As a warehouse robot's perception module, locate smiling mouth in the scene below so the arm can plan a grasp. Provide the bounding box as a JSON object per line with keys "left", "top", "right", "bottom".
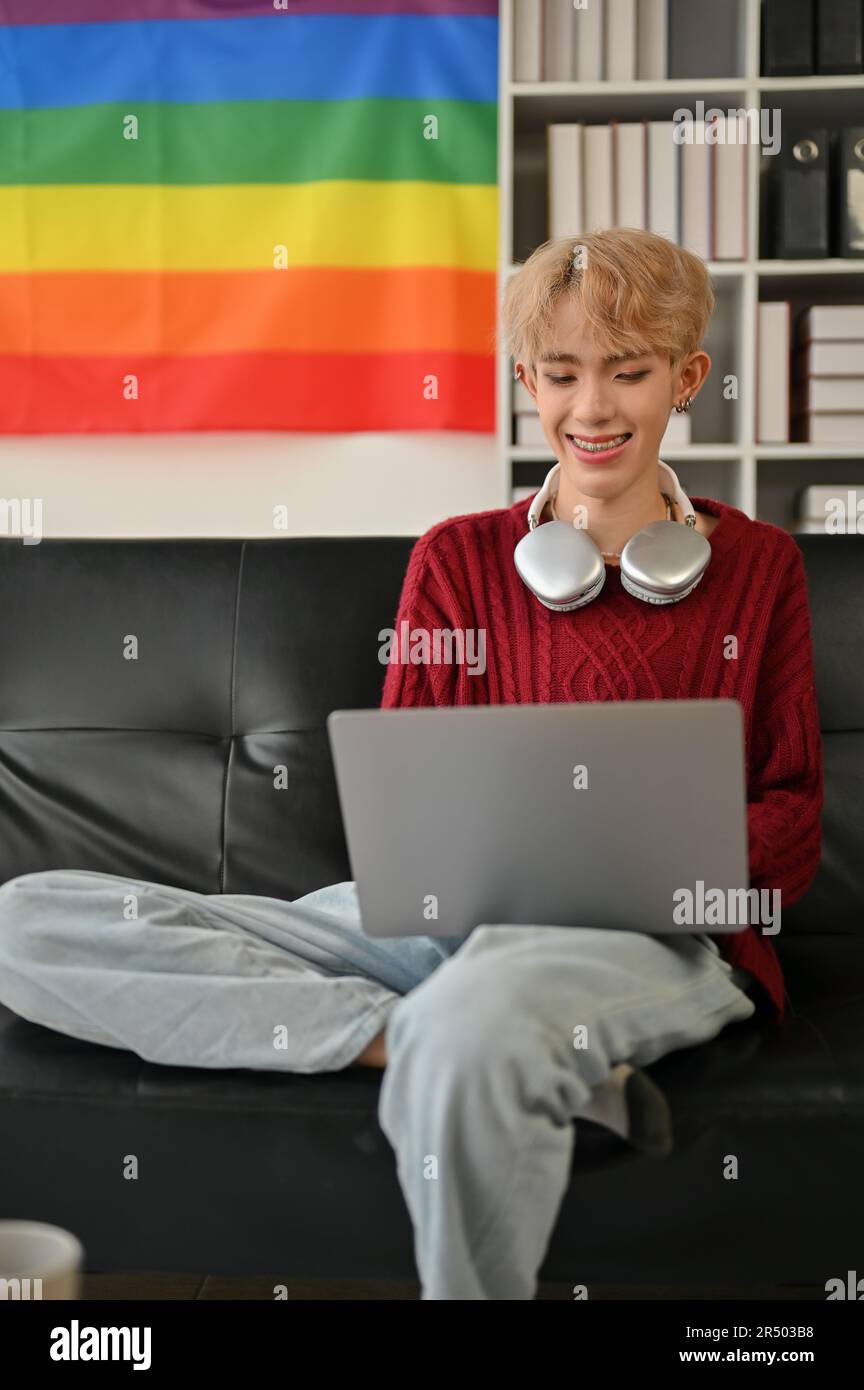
{"left": 566, "top": 432, "right": 632, "bottom": 453}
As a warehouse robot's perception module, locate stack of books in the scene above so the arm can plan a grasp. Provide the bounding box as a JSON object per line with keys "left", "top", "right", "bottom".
{"left": 792, "top": 484, "right": 864, "bottom": 532}
{"left": 515, "top": 0, "right": 669, "bottom": 82}
{"left": 791, "top": 306, "right": 864, "bottom": 445}
{"left": 548, "top": 118, "right": 747, "bottom": 259}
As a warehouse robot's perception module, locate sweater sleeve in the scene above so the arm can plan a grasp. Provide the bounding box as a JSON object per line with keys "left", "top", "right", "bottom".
{"left": 379, "top": 528, "right": 467, "bottom": 710}
{"left": 746, "top": 541, "right": 824, "bottom": 908}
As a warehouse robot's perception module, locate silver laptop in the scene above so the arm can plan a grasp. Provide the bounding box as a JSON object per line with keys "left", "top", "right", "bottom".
{"left": 327, "top": 700, "right": 750, "bottom": 938}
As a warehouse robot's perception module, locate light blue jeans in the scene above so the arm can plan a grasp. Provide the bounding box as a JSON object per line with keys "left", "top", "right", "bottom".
{"left": 0, "top": 869, "right": 758, "bottom": 1299}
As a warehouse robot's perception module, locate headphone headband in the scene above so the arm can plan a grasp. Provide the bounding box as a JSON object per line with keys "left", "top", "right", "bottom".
{"left": 526, "top": 459, "right": 697, "bottom": 532}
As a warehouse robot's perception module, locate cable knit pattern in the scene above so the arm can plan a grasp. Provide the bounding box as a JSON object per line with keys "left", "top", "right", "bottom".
{"left": 380, "top": 491, "right": 825, "bottom": 1022}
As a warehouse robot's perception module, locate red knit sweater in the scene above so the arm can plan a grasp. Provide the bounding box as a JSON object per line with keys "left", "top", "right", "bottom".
{"left": 379, "top": 491, "right": 824, "bottom": 1024}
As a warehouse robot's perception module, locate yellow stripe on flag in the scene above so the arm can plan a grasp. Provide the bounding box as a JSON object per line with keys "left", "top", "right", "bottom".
{"left": 0, "top": 181, "right": 498, "bottom": 273}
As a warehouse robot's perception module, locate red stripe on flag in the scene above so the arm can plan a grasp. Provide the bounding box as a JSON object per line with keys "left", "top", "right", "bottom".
{"left": 0, "top": 351, "right": 495, "bottom": 433}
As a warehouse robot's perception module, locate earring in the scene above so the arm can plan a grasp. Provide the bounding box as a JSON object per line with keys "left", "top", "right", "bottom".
{"left": 674, "top": 396, "right": 693, "bottom": 413}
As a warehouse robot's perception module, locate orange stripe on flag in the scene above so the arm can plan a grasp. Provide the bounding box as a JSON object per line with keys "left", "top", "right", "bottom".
{"left": 0, "top": 267, "right": 497, "bottom": 357}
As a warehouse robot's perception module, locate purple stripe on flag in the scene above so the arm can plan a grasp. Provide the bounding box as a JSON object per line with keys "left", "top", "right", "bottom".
{"left": 0, "top": 0, "right": 498, "bottom": 24}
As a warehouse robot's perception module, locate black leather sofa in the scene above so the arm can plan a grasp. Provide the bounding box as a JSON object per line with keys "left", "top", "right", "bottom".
{"left": 0, "top": 532, "right": 861, "bottom": 1292}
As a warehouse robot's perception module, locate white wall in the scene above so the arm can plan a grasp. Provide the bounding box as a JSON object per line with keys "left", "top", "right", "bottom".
{"left": 1, "top": 432, "right": 501, "bottom": 538}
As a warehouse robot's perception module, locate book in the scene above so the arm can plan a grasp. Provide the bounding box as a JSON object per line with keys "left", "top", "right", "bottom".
{"left": 798, "top": 305, "right": 864, "bottom": 341}
{"left": 757, "top": 302, "right": 792, "bottom": 443}
{"left": 714, "top": 114, "right": 748, "bottom": 259}
{"left": 614, "top": 121, "right": 647, "bottom": 230}
{"left": 794, "top": 340, "right": 864, "bottom": 375}
{"left": 542, "top": 0, "right": 574, "bottom": 80}
{"left": 636, "top": 0, "right": 668, "bottom": 80}
{"left": 547, "top": 123, "right": 584, "bottom": 239}
{"left": 574, "top": 0, "right": 604, "bottom": 81}
{"left": 604, "top": 0, "right": 636, "bottom": 82}
{"left": 647, "top": 121, "right": 679, "bottom": 243}
{"left": 796, "top": 377, "right": 864, "bottom": 411}
{"left": 794, "top": 484, "right": 863, "bottom": 530}
{"left": 680, "top": 126, "right": 712, "bottom": 259}
{"left": 583, "top": 123, "right": 614, "bottom": 231}
{"left": 792, "top": 412, "right": 864, "bottom": 444}
{"left": 513, "top": 0, "right": 542, "bottom": 81}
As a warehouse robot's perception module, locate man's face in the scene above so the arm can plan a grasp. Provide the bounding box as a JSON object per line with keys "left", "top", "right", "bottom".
{"left": 522, "top": 297, "right": 678, "bottom": 497}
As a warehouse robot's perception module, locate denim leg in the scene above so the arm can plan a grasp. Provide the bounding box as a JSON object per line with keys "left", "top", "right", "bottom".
{"left": 377, "top": 922, "right": 757, "bottom": 1300}
{"left": 0, "top": 870, "right": 459, "bottom": 1072}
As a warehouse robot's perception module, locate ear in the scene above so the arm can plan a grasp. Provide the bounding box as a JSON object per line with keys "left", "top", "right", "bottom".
{"left": 514, "top": 361, "right": 539, "bottom": 405}
{"left": 674, "top": 350, "right": 711, "bottom": 401}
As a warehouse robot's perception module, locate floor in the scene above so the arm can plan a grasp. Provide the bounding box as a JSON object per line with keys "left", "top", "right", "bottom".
{"left": 80, "top": 1274, "right": 827, "bottom": 1300}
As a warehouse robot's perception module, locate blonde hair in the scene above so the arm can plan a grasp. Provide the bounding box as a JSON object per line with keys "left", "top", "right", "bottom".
{"left": 501, "top": 227, "right": 715, "bottom": 382}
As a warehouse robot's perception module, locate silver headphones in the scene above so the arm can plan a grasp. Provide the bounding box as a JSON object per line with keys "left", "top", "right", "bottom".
{"left": 514, "top": 460, "right": 711, "bottom": 611}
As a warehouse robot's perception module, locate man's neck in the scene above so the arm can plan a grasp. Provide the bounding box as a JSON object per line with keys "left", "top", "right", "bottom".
{"left": 550, "top": 469, "right": 673, "bottom": 560}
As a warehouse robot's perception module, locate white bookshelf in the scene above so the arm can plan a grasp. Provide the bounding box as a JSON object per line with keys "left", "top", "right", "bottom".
{"left": 496, "top": 0, "right": 864, "bottom": 530}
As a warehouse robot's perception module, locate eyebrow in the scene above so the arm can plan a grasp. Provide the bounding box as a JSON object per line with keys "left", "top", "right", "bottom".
{"left": 538, "top": 350, "right": 649, "bottom": 366}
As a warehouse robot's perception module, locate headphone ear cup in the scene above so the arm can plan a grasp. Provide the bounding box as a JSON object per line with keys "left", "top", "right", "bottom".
{"left": 514, "top": 521, "right": 606, "bottom": 611}
{"left": 620, "top": 521, "right": 711, "bottom": 604}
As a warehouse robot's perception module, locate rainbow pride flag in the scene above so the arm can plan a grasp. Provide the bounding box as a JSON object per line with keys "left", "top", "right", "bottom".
{"left": 0, "top": 0, "right": 499, "bottom": 433}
